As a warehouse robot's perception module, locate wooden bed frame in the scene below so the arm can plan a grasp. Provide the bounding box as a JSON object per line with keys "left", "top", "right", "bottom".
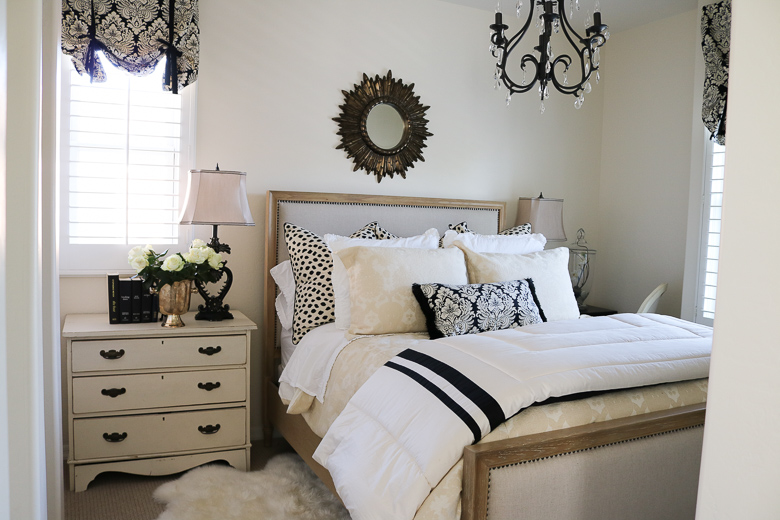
{"left": 262, "top": 190, "right": 707, "bottom": 519}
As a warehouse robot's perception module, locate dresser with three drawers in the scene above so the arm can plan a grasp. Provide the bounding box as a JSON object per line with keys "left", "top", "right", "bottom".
{"left": 63, "top": 311, "right": 257, "bottom": 491}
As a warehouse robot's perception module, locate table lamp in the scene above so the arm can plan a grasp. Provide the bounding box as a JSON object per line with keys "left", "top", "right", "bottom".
{"left": 515, "top": 193, "right": 566, "bottom": 241}
{"left": 179, "top": 167, "right": 254, "bottom": 320}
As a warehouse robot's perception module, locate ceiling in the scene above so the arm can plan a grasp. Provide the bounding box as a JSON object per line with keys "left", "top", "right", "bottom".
{"left": 438, "top": 0, "right": 698, "bottom": 35}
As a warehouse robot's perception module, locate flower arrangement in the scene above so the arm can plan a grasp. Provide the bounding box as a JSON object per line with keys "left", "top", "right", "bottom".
{"left": 128, "top": 239, "right": 225, "bottom": 293}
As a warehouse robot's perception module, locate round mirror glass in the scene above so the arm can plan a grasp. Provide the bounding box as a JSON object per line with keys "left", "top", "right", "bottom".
{"left": 365, "top": 103, "right": 405, "bottom": 150}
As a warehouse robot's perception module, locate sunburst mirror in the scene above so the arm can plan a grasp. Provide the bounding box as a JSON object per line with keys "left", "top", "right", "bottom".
{"left": 333, "top": 71, "right": 432, "bottom": 183}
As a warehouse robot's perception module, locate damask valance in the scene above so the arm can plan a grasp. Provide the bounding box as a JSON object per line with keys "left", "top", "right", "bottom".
{"left": 61, "top": 0, "right": 199, "bottom": 94}
{"left": 701, "top": 0, "right": 730, "bottom": 145}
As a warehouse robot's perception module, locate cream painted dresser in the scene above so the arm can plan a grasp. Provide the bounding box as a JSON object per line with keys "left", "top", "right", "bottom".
{"left": 63, "top": 311, "right": 256, "bottom": 491}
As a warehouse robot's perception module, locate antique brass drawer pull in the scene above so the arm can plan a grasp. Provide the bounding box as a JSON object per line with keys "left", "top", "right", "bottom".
{"left": 197, "top": 382, "right": 221, "bottom": 391}
{"left": 198, "top": 346, "right": 222, "bottom": 356}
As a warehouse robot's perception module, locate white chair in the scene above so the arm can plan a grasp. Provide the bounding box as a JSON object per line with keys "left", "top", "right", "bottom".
{"left": 638, "top": 283, "right": 668, "bottom": 313}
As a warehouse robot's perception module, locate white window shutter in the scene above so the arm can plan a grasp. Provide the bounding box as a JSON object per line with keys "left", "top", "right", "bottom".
{"left": 60, "top": 54, "right": 195, "bottom": 274}
{"left": 696, "top": 140, "right": 725, "bottom": 325}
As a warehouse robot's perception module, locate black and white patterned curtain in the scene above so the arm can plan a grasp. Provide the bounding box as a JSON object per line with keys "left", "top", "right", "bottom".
{"left": 61, "top": 0, "right": 199, "bottom": 94}
{"left": 701, "top": 0, "right": 730, "bottom": 145}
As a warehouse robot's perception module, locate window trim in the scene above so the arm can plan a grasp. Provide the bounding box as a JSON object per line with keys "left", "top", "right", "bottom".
{"left": 58, "top": 55, "right": 197, "bottom": 276}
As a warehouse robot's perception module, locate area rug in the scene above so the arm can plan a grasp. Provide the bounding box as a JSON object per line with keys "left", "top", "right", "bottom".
{"left": 153, "top": 454, "right": 351, "bottom": 520}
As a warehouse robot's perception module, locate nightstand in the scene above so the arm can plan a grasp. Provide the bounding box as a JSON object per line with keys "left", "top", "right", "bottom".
{"left": 579, "top": 305, "right": 618, "bottom": 317}
{"left": 62, "top": 311, "right": 257, "bottom": 492}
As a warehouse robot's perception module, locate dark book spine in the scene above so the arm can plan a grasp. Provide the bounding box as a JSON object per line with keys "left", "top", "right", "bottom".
{"left": 119, "top": 279, "right": 132, "bottom": 323}
{"left": 107, "top": 273, "right": 119, "bottom": 324}
{"left": 152, "top": 293, "right": 160, "bottom": 322}
{"left": 141, "top": 291, "right": 153, "bottom": 323}
{"left": 130, "top": 279, "right": 142, "bottom": 323}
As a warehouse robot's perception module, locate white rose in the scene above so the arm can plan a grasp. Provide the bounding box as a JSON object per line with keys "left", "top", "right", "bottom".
{"left": 143, "top": 244, "right": 155, "bottom": 255}
{"left": 191, "top": 238, "right": 207, "bottom": 249}
{"left": 129, "top": 255, "right": 149, "bottom": 273}
{"left": 161, "top": 254, "right": 185, "bottom": 272}
{"left": 128, "top": 245, "right": 144, "bottom": 259}
{"left": 207, "top": 250, "right": 223, "bottom": 270}
{"left": 185, "top": 246, "right": 210, "bottom": 265}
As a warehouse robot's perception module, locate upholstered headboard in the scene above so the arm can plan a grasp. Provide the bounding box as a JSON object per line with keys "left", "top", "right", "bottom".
{"left": 262, "top": 191, "right": 505, "bottom": 408}
{"left": 268, "top": 192, "right": 505, "bottom": 264}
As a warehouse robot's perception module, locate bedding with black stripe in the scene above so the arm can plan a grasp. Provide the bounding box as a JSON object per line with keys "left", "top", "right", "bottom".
{"left": 312, "top": 313, "right": 712, "bottom": 520}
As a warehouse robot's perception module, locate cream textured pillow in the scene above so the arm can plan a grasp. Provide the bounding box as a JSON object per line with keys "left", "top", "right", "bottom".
{"left": 325, "top": 229, "right": 440, "bottom": 330}
{"left": 456, "top": 245, "right": 580, "bottom": 322}
{"left": 337, "top": 247, "right": 468, "bottom": 335}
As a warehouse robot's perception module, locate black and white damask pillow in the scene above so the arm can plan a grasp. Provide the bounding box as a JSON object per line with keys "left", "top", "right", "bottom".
{"left": 412, "top": 279, "right": 545, "bottom": 340}
{"left": 283, "top": 221, "right": 397, "bottom": 343}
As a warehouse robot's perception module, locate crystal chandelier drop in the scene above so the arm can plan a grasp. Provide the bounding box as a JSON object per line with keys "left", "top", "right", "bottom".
{"left": 489, "top": 0, "right": 609, "bottom": 112}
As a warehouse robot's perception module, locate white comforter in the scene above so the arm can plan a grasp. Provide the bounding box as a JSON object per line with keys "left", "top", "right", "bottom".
{"left": 312, "top": 314, "right": 712, "bottom": 520}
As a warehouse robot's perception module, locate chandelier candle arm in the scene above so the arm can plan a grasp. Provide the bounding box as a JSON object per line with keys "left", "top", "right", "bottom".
{"left": 490, "top": 0, "right": 608, "bottom": 107}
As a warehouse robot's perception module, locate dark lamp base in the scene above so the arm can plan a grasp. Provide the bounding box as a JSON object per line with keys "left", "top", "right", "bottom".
{"left": 193, "top": 264, "right": 235, "bottom": 321}
{"left": 194, "top": 305, "right": 234, "bottom": 321}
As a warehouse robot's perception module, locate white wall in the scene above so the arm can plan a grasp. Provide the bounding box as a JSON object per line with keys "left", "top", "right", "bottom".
{"left": 59, "top": 0, "right": 605, "bottom": 440}
{"left": 594, "top": 10, "right": 699, "bottom": 315}
{"left": 0, "top": 0, "right": 8, "bottom": 515}
{"left": 696, "top": 0, "right": 780, "bottom": 516}
{"left": 1, "top": 1, "right": 47, "bottom": 518}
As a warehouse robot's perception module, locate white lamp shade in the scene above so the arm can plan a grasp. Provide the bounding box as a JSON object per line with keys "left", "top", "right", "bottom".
{"left": 179, "top": 170, "right": 255, "bottom": 226}
{"left": 516, "top": 196, "right": 566, "bottom": 241}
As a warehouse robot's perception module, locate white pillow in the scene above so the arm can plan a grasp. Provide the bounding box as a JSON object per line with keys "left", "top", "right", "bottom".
{"left": 325, "top": 228, "right": 440, "bottom": 329}
{"left": 456, "top": 245, "right": 580, "bottom": 322}
{"left": 274, "top": 292, "right": 293, "bottom": 330}
{"left": 337, "top": 246, "right": 468, "bottom": 335}
{"left": 442, "top": 229, "right": 547, "bottom": 254}
{"left": 270, "top": 260, "right": 295, "bottom": 329}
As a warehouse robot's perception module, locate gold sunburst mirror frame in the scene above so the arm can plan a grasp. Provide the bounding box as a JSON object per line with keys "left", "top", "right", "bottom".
{"left": 334, "top": 70, "right": 432, "bottom": 183}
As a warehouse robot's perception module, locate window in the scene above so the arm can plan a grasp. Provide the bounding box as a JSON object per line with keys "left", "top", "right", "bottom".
{"left": 695, "top": 139, "right": 725, "bottom": 325}
{"left": 59, "top": 54, "right": 195, "bottom": 274}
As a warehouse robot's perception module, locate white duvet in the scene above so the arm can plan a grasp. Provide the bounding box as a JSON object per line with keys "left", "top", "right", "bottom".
{"left": 312, "top": 314, "right": 712, "bottom": 520}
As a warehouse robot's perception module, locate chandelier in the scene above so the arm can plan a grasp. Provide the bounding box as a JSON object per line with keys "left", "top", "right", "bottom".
{"left": 489, "top": 0, "right": 609, "bottom": 112}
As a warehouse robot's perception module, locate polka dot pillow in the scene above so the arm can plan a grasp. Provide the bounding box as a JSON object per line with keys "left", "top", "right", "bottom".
{"left": 349, "top": 221, "right": 397, "bottom": 240}
{"left": 283, "top": 221, "right": 397, "bottom": 344}
{"left": 449, "top": 221, "right": 532, "bottom": 235}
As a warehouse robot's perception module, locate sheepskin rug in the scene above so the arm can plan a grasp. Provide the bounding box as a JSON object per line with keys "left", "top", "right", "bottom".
{"left": 153, "top": 454, "right": 350, "bottom": 520}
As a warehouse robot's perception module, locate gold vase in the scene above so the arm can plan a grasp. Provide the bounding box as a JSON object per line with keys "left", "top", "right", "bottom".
{"left": 158, "top": 280, "right": 194, "bottom": 328}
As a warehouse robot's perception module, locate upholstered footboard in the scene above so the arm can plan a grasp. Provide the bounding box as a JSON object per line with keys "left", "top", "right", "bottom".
{"left": 462, "top": 403, "right": 706, "bottom": 520}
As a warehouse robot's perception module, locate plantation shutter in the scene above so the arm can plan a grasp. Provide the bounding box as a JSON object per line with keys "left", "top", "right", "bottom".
{"left": 61, "top": 0, "right": 199, "bottom": 94}
{"left": 697, "top": 141, "right": 725, "bottom": 325}
{"left": 59, "top": 53, "right": 194, "bottom": 274}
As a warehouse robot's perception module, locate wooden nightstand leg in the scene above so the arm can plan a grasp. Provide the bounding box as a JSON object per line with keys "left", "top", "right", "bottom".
{"left": 68, "top": 463, "right": 76, "bottom": 492}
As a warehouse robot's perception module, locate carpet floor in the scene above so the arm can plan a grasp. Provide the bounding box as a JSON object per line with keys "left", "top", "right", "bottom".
{"left": 63, "top": 439, "right": 348, "bottom": 520}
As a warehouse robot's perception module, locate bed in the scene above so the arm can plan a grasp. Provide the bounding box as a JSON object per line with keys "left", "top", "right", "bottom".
{"left": 262, "top": 191, "right": 711, "bottom": 520}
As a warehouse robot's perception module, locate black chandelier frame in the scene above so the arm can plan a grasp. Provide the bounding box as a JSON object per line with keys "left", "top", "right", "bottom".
{"left": 490, "top": 0, "right": 609, "bottom": 105}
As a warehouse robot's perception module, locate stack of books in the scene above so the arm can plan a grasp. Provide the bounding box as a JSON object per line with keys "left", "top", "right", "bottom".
{"left": 107, "top": 274, "right": 160, "bottom": 324}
